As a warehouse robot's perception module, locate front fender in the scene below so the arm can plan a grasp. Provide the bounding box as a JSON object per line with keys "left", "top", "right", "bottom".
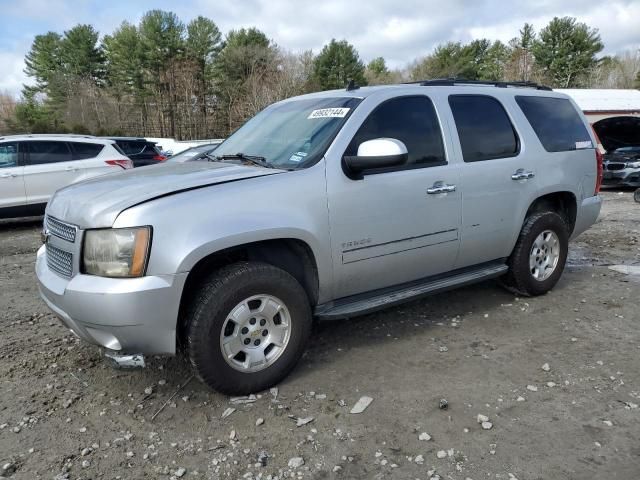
{"left": 113, "top": 165, "right": 334, "bottom": 302}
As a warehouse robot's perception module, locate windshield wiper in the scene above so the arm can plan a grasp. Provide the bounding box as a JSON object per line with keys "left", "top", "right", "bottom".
{"left": 212, "top": 152, "right": 272, "bottom": 168}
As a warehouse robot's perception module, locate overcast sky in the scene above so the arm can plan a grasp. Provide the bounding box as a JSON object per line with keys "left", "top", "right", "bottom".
{"left": 1, "top": 0, "right": 639, "bottom": 97}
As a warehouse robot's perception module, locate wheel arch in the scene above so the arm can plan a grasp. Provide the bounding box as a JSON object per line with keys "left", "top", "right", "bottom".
{"left": 524, "top": 191, "right": 577, "bottom": 235}
{"left": 177, "top": 238, "right": 320, "bottom": 347}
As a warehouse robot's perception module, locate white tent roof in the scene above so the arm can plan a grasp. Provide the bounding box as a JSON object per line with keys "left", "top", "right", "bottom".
{"left": 555, "top": 89, "right": 640, "bottom": 112}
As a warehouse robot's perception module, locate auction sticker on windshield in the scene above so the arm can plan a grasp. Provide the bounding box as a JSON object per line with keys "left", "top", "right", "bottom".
{"left": 307, "top": 108, "right": 350, "bottom": 119}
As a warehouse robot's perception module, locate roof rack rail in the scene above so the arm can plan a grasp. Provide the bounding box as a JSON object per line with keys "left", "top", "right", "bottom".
{"left": 405, "top": 77, "right": 552, "bottom": 91}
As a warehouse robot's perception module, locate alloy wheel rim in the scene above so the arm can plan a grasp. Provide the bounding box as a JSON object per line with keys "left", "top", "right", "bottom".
{"left": 219, "top": 294, "right": 291, "bottom": 373}
{"left": 529, "top": 229, "right": 560, "bottom": 281}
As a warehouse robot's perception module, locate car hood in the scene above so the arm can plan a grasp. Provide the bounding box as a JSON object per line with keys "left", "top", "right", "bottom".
{"left": 47, "top": 161, "right": 283, "bottom": 228}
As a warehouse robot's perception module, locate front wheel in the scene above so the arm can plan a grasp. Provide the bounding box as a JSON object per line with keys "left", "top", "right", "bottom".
{"left": 502, "top": 211, "right": 569, "bottom": 296}
{"left": 185, "top": 262, "right": 312, "bottom": 395}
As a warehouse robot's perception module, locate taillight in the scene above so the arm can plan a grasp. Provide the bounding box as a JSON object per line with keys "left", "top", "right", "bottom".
{"left": 594, "top": 149, "right": 603, "bottom": 194}
{"left": 153, "top": 154, "right": 167, "bottom": 161}
{"left": 591, "top": 127, "right": 604, "bottom": 195}
{"left": 105, "top": 159, "right": 133, "bottom": 169}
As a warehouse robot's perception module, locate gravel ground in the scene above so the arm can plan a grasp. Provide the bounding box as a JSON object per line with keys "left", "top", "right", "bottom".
{"left": 1, "top": 189, "right": 639, "bottom": 480}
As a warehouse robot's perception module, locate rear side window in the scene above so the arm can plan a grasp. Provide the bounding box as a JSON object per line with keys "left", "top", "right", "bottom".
{"left": 0, "top": 142, "right": 18, "bottom": 168}
{"left": 515, "top": 96, "right": 592, "bottom": 152}
{"left": 346, "top": 95, "right": 446, "bottom": 168}
{"left": 25, "top": 141, "right": 73, "bottom": 165}
{"left": 69, "top": 142, "right": 104, "bottom": 160}
{"left": 449, "top": 95, "right": 519, "bottom": 162}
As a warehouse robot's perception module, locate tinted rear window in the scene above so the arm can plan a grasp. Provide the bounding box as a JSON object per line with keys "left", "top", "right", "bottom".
{"left": 449, "top": 95, "right": 519, "bottom": 162}
{"left": 116, "top": 141, "right": 146, "bottom": 155}
{"left": 515, "top": 96, "right": 592, "bottom": 152}
{"left": 70, "top": 142, "right": 104, "bottom": 160}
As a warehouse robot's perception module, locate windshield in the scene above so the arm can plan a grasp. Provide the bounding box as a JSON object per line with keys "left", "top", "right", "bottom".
{"left": 213, "top": 97, "right": 361, "bottom": 169}
{"left": 167, "top": 144, "right": 219, "bottom": 163}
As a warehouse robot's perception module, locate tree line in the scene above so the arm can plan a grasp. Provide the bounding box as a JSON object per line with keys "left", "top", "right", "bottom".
{"left": 1, "top": 12, "right": 639, "bottom": 139}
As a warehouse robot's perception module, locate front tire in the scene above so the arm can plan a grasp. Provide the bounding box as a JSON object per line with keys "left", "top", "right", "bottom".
{"left": 502, "top": 211, "right": 569, "bottom": 296}
{"left": 185, "top": 262, "right": 312, "bottom": 395}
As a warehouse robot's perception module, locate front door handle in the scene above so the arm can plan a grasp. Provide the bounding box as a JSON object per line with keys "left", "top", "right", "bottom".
{"left": 65, "top": 166, "right": 79, "bottom": 171}
{"left": 512, "top": 168, "right": 535, "bottom": 181}
{"left": 427, "top": 181, "right": 457, "bottom": 195}
{"left": 0, "top": 173, "right": 18, "bottom": 178}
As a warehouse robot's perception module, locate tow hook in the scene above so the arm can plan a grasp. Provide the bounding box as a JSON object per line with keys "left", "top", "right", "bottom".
{"left": 105, "top": 352, "right": 146, "bottom": 369}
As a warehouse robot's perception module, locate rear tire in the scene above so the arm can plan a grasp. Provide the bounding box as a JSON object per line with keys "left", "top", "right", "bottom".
{"left": 502, "top": 211, "right": 568, "bottom": 296}
{"left": 185, "top": 261, "right": 312, "bottom": 395}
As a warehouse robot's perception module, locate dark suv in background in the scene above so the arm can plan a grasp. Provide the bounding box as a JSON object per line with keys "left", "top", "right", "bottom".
{"left": 107, "top": 137, "right": 167, "bottom": 167}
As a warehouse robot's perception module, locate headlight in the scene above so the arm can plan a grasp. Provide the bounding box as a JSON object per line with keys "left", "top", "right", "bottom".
{"left": 627, "top": 161, "right": 640, "bottom": 168}
{"left": 83, "top": 227, "right": 151, "bottom": 277}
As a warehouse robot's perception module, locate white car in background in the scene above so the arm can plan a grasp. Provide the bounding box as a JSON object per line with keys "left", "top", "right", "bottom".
{"left": 0, "top": 134, "right": 132, "bottom": 219}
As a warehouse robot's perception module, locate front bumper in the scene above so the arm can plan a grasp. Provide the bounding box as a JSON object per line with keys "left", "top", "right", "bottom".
{"left": 570, "top": 195, "right": 602, "bottom": 240}
{"left": 36, "top": 245, "right": 188, "bottom": 355}
{"left": 602, "top": 168, "right": 640, "bottom": 187}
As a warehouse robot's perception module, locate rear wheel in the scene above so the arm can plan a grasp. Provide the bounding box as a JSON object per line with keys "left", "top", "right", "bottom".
{"left": 502, "top": 211, "right": 569, "bottom": 296}
{"left": 185, "top": 261, "right": 312, "bottom": 395}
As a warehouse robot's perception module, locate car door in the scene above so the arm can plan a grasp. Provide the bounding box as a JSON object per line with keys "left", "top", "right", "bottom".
{"left": 326, "top": 94, "right": 462, "bottom": 298}
{"left": 447, "top": 94, "right": 539, "bottom": 268}
{"left": 0, "top": 141, "right": 26, "bottom": 210}
{"left": 23, "top": 141, "right": 82, "bottom": 207}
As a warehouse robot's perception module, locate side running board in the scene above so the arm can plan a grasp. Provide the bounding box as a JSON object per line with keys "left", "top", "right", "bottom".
{"left": 315, "top": 263, "right": 508, "bottom": 320}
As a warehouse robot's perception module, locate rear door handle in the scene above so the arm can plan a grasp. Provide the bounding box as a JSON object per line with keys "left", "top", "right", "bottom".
{"left": 512, "top": 169, "right": 535, "bottom": 181}
{"left": 427, "top": 181, "right": 457, "bottom": 195}
{"left": 0, "top": 173, "right": 18, "bottom": 178}
{"left": 65, "top": 166, "right": 79, "bottom": 171}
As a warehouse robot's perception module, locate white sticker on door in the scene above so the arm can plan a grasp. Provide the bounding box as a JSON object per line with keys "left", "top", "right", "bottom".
{"left": 307, "top": 108, "right": 350, "bottom": 119}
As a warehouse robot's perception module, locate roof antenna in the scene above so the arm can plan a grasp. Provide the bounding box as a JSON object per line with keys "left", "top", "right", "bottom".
{"left": 346, "top": 79, "right": 359, "bottom": 91}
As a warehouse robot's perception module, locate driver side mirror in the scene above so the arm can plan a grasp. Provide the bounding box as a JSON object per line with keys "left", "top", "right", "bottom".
{"left": 343, "top": 138, "right": 408, "bottom": 179}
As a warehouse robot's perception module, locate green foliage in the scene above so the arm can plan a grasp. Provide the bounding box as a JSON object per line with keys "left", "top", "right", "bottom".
{"left": 411, "top": 39, "right": 509, "bottom": 81}
{"left": 531, "top": 16, "right": 603, "bottom": 87}
{"left": 367, "top": 57, "right": 388, "bottom": 76}
{"left": 11, "top": 13, "right": 613, "bottom": 137}
{"left": 139, "top": 10, "right": 185, "bottom": 75}
{"left": 216, "top": 28, "right": 274, "bottom": 84}
{"left": 11, "top": 92, "right": 64, "bottom": 133}
{"left": 23, "top": 32, "right": 62, "bottom": 92}
{"left": 103, "top": 22, "right": 145, "bottom": 96}
{"left": 59, "top": 25, "right": 104, "bottom": 81}
{"left": 186, "top": 16, "right": 222, "bottom": 67}
{"left": 312, "top": 39, "right": 367, "bottom": 90}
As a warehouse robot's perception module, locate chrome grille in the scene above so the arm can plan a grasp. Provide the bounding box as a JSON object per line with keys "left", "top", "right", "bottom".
{"left": 605, "top": 163, "right": 625, "bottom": 171}
{"left": 46, "top": 215, "right": 77, "bottom": 243}
{"left": 46, "top": 243, "right": 73, "bottom": 277}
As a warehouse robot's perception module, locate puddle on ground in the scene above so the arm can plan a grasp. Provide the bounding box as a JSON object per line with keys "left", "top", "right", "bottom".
{"left": 567, "top": 245, "right": 602, "bottom": 268}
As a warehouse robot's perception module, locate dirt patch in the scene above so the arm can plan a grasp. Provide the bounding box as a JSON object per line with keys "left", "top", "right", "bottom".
{"left": 1, "top": 190, "right": 639, "bottom": 479}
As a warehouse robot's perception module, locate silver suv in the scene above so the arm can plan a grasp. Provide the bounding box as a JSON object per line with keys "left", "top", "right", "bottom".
{"left": 36, "top": 80, "right": 602, "bottom": 394}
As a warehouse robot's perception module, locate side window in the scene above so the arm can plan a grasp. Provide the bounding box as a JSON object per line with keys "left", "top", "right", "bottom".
{"left": 449, "top": 95, "right": 519, "bottom": 162}
{"left": 26, "top": 141, "right": 73, "bottom": 165}
{"left": 69, "top": 142, "right": 104, "bottom": 160}
{"left": 0, "top": 142, "right": 18, "bottom": 168}
{"left": 515, "top": 96, "right": 592, "bottom": 152}
{"left": 346, "top": 96, "right": 446, "bottom": 168}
